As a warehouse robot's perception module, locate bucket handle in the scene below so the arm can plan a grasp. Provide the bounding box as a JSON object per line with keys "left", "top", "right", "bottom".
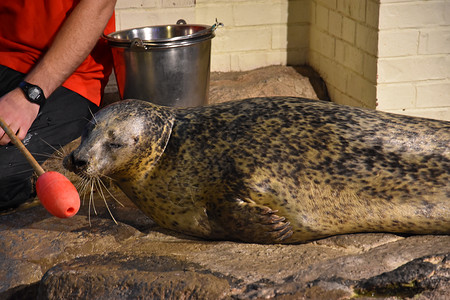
{"left": 175, "top": 18, "right": 223, "bottom": 37}
{"left": 128, "top": 19, "right": 224, "bottom": 50}
{"left": 130, "top": 38, "right": 146, "bottom": 50}
{"left": 210, "top": 18, "right": 224, "bottom": 32}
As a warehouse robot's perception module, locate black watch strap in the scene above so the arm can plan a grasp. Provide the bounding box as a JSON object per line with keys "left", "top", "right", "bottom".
{"left": 19, "top": 81, "right": 46, "bottom": 106}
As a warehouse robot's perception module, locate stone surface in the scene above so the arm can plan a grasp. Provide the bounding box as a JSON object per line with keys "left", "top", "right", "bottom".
{"left": 209, "top": 65, "right": 329, "bottom": 103}
{"left": 1, "top": 66, "right": 448, "bottom": 299}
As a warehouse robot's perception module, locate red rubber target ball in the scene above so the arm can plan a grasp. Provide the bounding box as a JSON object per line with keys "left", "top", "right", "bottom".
{"left": 36, "top": 171, "right": 80, "bottom": 218}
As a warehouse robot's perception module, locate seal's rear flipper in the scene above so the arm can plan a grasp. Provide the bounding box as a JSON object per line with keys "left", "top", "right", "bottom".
{"left": 211, "top": 199, "right": 293, "bottom": 244}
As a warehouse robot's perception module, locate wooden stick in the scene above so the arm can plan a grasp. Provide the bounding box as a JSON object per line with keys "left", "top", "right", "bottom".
{"left": 0, "top": 116, "right": 45, "bottom": 176}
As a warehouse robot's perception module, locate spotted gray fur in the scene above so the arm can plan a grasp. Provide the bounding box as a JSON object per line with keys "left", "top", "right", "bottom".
{"left": 64, "top": 97, "right": 450, "bottom": 244}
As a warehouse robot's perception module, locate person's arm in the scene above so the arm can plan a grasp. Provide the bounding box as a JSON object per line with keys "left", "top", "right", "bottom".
{"left": 0, "top": 0, "right": 116, "bottom": 145}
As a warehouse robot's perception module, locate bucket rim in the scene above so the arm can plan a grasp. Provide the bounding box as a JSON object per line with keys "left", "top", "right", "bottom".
{"left": 105, "top": 32, "right": 215, "bottom": 50}
{"left": 104, "top": 23, "right": 215, "bottom": 44}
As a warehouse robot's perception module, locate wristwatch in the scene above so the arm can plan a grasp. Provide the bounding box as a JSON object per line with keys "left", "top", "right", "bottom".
{"left": 18, "top": 81, "right": 46, "bottom": 106}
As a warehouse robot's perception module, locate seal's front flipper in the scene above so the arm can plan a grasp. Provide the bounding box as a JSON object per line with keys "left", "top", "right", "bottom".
{"left": 210, "top": 199, "right": 293, "bottom": 244}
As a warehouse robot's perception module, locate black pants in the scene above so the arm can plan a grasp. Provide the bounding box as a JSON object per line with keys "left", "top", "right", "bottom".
{"left": 0, "top": 65, "right": 99, "bottom": 210}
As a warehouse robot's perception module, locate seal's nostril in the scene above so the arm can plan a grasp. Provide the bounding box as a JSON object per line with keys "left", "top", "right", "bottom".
{"left": 62, "top": 154, "right": 72, "bottom": 170}
{"left": 74, "top": 159, "right": 87, "bottom": 168}
{"left": 63, "top": 152, "right": 87, "bottom": 171}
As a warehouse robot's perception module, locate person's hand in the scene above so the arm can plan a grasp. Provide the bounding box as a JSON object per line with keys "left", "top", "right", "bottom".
{"left": 0, "top": 88, "right": 40, "bottom": 145}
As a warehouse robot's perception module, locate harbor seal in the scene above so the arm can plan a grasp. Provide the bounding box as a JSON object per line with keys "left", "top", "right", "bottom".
{"left": 64, "top": 97, "right": 450, "bottom": 244}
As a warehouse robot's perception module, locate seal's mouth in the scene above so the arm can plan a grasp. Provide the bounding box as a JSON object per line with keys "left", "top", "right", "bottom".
{"left": 63, "top": 152, "right": 88, "bottom": 175}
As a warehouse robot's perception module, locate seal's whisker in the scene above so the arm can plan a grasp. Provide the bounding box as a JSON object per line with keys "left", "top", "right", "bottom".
{"left": 97, "top": 177, "right": 124, "bottom": 207}
{"left": 14, "top": 167, "right": 35, "bottom": 176}
{"left": 90, "top": 179, "right": 98, "bottom": 216}
{"left": 77, "top": 176, "right": 91, "bottom": 206}
{"left": 88, "top": 107, "right": 98, "bottom": 125}
{"left": 95, "top": 177, "right": 118, "bottom": 225}
{"left": 30, "top": 152, "right": 60, "bottom": 160}
{"left": 87, "top": 179, "right": 98, "bottom": 226}
{"left": 98, "top": 173, "right": 117, "bottom": 183}
{"left": 39, "top": 138, "right": 65, "bottom": 157}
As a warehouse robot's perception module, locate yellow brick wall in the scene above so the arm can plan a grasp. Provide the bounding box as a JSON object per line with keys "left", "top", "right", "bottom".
{"left": 114, "top": 0, "right": 450, "bottom": 120}
{"left": 115, "top": 0, "right": 310, "bottom": 72}
{"left": 377, "top": 0, "right": 450, "bottom": 120}
{"left": 309, "top": 0, "right": 379, "bottom": 109}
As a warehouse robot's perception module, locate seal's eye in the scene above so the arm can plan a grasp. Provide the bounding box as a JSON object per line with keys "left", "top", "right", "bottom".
{"left": 109, "top": 143, "right": 123, "bottom": 149}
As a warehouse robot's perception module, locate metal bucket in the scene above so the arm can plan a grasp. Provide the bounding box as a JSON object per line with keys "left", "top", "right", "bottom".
{"left": 104, "top": 19, "right": 223, "bottom": 107}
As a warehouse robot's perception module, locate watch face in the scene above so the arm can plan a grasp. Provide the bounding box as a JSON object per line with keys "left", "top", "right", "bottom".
{"left": 28, "top": 87, "right": 42, "bottom": 101}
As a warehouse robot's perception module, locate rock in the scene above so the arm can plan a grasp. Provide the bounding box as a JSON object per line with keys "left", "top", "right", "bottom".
{"left": 38, "top": 254, "right": 230, "bottom": 299}
{"left": 209, "top": 65, "right": 328, "bottom": 104}
{"left": 1, "top": 66, "right": 448, "bottom": 299}
{"left": 2, "top": 203, "right": 448, "bottom": 299}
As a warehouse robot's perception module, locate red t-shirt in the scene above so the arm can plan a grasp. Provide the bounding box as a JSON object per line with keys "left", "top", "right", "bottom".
{"left": 0, "top": 1, "right": 115, "bottom": 106}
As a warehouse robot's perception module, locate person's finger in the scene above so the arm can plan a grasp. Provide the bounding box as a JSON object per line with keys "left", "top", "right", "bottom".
{"left": 0, "top": 124, "right": 21, "bottom": 145}
{"left": 0, "top": 129, "right": 11, "bottom": 145}
{"left": 16, "top": 127, "right": 28, "bottom": 142}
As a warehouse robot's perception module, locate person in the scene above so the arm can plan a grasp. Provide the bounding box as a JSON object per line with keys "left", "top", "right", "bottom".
{"left": 0, "top": 0, "right": 117, "bottom": 210}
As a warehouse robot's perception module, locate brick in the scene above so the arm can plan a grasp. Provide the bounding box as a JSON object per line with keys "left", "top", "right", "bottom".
{"left": 342, "top": 17, "right": 356, "bottom": 43}
{"left": 233, "top": 2, "right": 288, "bottom": 26}
{"left": 286, "top": 48, "right": 308, "bottom": 65}
{"left": 378, "top": 29, "right": 419, "bottom": 57}
{"left": 310, "top": 1, "right": 317, "bottom": 25}
{"left": 356, "top": 24, "right": 378, "bottom": 55}
{"left": 334, "top": 92, "right": 368, "bottom": 109}
{"left": 310, "top": 28, "right": 335, "bottom": 59}
{"left": 272, "top": 24, "right": 309, "bottom": 50}
{"left": 327, "top": 85, "right": 337, "bottom": 100}
{"left": 230, "top": 53, "right": 239, "bottom": 71}
{"left": 308, "top": 49, "right": 321, "bottom": 71}
{"left": 379, "top": 2, "right": 447, "bottom": 29}
{"left": 346, "top": 72, "right": 376, "bottom": 108}
{"left": 316, "top": 4, "right": 329, "bottom": 31}
{"left": 210, "top": 53, "right": 231, "bottom": 72}
{"left": 378, "top": 56, "right": 449, "bottom": 83}
{"left": 337, "top": 0, "right": 366, "bottom": 22}
{"left": 234, "top": 51, "right": 271, "bottom": 71}
{"left": 115, "top": 0, "right": 158, "bottom": 9}
{"left": 162, "top": 0, "right": 195, "bottom": 8}
{"left": 344, "top": 44, "right": 364, "bottom": 74}
{"left": 366, "top": 0, "right": 379, "bottom": 29}
{"left": 418, "top": 28, "right": 450, "bottom": 55}
{"left": 286, "top": 25, "right": 310, "bottom": 49}
{"left": 211, "top": 28, "right": 227, "bottom": 52}
{"left": 335, "top": 39, "right": 345, "bottom": 62}
{"left": 328, "top": 10, "right": 342, "bottom": 38}
{"left": 446, "top": 1, "right": 450, "bottom": 23}
{"left": 315, "top": 0, "right": 337, "bottom": 10}
{"left": 267, "top": 49, "right": 288, "bottom": 66}
{"left": 117, "top": 8, "right": 195, "bottom": 29}
{"left": 363, "top": 53, "right": 377, "bottom": 83}
{"left": 287, "top": 0, "right": 311, "bottom": 24}
{"left": 212, "top": 27, "right": 272, "bottom": 52}
{"left": 316, "top": 54, "right": 333, "bottom": 80}
{"left": 376, "top": 83, "right": 415, "bottom": 110}
{"left": 327, "top": 61, "right": 347, "bottom": 92}
{"left": 379, "top": 0, "right": 420, "bottom": 2}
{"left": 272, "top": 25, "right": 288, "bottom": 50}
{"left": 416, "top": 82, "right": 450, "bottom": 108}
{"left": 382, "top": 107, "right": 450, "bottom": 121}
{"left": 195, "top": 4, "right": 234, "bottom": 26}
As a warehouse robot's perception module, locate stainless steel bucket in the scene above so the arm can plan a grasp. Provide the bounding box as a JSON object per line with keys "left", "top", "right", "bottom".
{"left": 104, "top": 20, "right": 222, "bottom": 107}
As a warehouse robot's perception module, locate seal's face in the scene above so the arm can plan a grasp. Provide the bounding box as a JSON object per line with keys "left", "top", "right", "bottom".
{"left": 64, "top": 100, "right": 175, "bottom": 180}
{"left": 64, "top": 104, "right": 145, "bottom": 178}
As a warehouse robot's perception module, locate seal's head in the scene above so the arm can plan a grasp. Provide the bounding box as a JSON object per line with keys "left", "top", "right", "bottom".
{"left": 64, "top": 100, "right": 175, "bottom": 179}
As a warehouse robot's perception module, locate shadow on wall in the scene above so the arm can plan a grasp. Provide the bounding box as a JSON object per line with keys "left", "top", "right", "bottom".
{"left": 286, "top": 0, "right": 310, "bottom": 66}
{"left": 287, "top": 0, "right": 329, "bottom": 101}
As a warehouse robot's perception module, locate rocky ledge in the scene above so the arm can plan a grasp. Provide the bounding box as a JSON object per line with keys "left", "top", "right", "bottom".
{"left": 1, "top": 66, "right": 448, "bottom": 299}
